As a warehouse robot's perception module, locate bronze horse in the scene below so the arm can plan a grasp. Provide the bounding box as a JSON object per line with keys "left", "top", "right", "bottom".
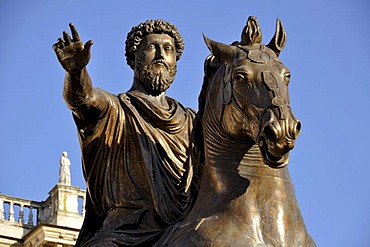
{"left": 161, "top": 17, "right": 315, "bottom": 246}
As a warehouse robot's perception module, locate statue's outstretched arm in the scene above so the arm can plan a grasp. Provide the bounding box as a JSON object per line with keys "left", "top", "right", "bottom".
{"left": 53, "top": 23, "right": 107, "bottom": 122}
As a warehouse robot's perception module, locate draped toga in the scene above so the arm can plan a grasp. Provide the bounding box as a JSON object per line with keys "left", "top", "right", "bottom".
{"left": 73, "top": 89, "right": 196, "bottom": 246}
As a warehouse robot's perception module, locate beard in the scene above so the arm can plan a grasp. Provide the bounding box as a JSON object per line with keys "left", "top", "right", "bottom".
{"left": 134, "top": 61, "right": 177, "bottom": 96}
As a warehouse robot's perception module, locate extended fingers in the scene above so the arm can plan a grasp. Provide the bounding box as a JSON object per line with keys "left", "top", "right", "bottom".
{"left": 63, "top": 31, "right": 72, "bottom": 45}
{"left": 69, "top": 23, "right": 81, "bottom": 41}
{"left": 52, "top": 23, "right": 86, "bottom": 53}
{"left": 52, "top": 38, "right": 65, "bottom": 51}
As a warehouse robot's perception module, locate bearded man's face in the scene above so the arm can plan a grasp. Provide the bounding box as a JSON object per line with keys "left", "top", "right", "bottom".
{"left": 134, "top": 33, "right": 177, "bottom": 96}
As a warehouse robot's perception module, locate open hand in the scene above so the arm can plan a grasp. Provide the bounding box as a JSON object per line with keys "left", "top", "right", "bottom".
{"left": 53, "top": 23, "right": 93, "bottom": 73}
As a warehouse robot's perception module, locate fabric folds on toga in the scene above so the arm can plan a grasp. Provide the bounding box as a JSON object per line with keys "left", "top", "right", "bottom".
{"left": 74, "top": 89, "right": 196, "bottom": 246}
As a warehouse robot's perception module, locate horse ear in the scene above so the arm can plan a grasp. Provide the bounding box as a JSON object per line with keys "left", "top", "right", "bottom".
{"left": 240, "top": 16, "right": 262, "bottom": 45}
{"left": 267, "top": 18, "right": 287, "bottom": 57}
{"left": 203, "top": 33, "right": 238, "bottom": 63}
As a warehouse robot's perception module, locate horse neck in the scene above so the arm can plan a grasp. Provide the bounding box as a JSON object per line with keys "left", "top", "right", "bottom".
{"left": 200, "top": 106, "right": 292, "bottom": 199}
{"left": 202, "top": 99, "right": 260, "bottom": 164}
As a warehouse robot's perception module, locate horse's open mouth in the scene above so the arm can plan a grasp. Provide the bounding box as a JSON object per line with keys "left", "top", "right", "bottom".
{"left": 259, "top": 137, "right": 290, "bottom": 168}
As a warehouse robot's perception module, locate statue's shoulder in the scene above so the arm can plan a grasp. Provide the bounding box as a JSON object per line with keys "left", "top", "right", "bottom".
{"left": 118, "top": 92, "right": 132, "bottom": 106}
{"left": 92, "top": 87, "right": 122, "bottom": 103}
{"left": 117, "top": 92, "right": 140, "bottom": 115}
{"left": 167, "top": 95, "right": 197, "bottom": 118}
{"left": 185, "top": 106, "right": 197, "bottom": 119}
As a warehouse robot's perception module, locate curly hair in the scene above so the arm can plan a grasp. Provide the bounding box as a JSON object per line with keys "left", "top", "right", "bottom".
{"left": 125, "top": 19, "right": 184, "bottom": 69}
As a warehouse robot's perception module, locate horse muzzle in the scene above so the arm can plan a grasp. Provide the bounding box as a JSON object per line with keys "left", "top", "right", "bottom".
{"left": 259, "top": 108, "right": 301, "bottom": 168}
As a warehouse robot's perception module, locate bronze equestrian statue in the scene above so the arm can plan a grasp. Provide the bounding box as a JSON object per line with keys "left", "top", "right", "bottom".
{"left": 160, "top": 16, "right": 316, "bottom": 246}
{"left": 53, "top": 16, "right": 314, "bottom": 247}
{"left": 53, "top": 20, "right": 196, "bottom": 246}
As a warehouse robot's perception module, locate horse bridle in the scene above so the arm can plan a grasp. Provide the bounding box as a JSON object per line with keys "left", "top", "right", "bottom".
{"left": 221, "top": 45, "right": 290, "bottom": 122}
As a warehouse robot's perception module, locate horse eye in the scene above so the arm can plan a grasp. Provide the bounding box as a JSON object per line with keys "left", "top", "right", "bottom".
{"left": 234, "top": 74, "right": 245, "bottom": 83}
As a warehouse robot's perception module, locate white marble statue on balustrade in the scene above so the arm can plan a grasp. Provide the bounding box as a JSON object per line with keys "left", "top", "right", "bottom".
{"left": 59, "top": 151, "right": 71, "bottom": 185}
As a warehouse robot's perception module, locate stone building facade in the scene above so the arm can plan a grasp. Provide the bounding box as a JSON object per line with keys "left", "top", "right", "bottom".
{"left": 0, "top": 152, "right": 86, "bottom": 247}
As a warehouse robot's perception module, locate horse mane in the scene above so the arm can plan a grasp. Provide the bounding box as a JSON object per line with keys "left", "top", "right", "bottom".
{"left": 191, "top": 40, "right": 241, "bottom": 192}
{"left": 195, "top": 40, "right": 240, "bottom": 124}
{"left": 190, "top": 54, "right": 223, "bottom": 189}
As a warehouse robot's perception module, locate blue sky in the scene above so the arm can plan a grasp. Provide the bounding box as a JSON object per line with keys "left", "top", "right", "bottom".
{"left": 1, "top": 0, "right": 369, "bottom": 246}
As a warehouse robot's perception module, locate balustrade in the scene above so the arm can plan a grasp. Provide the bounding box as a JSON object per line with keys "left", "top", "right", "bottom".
{"left": 0, "top": 194, "right": 41, "bottom": 227}
{"left": 0, "top": 152, "right": 87, "bottom": 246}
{"left": 78, "top": 190, "right": 86, "bottom": 217}
{"left": 0, "top": 188, "right": 86, "bottom": 228}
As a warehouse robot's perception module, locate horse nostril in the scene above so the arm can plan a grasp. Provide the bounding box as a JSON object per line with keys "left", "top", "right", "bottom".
{"left": 264, "top": 124, "right": 279, "bottom": 141}
{"left": 293, "top": 121, "right": 301, "bottom": 139}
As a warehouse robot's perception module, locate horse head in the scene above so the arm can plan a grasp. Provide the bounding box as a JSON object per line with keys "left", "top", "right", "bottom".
{"left": 203, "top": 16, "right": 301, "bottom": 168}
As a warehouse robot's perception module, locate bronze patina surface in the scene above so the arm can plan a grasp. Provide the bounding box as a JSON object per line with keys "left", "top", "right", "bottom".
{"left": 53, "top": 20, "right": 196, "bottom": 246}
{"left": 53, "top": 16, "right": 314, "bottom": 247}
{"left": 160, "top": 17, "right": 315, "bottom": 246}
